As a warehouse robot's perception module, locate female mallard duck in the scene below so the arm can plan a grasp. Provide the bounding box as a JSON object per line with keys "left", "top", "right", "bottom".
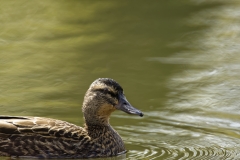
{"left": 0, "top": 78, "right": 143, "bottom": 159}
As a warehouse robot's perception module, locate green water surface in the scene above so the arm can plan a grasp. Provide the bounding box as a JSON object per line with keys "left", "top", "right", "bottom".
{"left": 1, "top": 0, "right": 240, "bottom": 159}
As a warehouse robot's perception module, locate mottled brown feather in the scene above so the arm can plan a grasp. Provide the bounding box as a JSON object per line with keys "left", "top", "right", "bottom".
{"left": 0, "top": 116, "right": 92, "bottom": 158}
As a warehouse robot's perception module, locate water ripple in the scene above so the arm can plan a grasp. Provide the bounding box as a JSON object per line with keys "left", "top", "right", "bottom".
{"left": 128, "top": 146, "right": 240, "bottom": 160}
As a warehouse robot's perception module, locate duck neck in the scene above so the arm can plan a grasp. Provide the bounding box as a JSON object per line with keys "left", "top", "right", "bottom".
{"left": 85, "top": 124, "right": 112, "bottom": 138}
{"left": 83, "top": 112, "right": 110, "bottom": 127}
{"left": 83, "top": 102, "right": 116, "bottom": 127}
{"left": 85, "top": 123, "right": 125, "bottom": 154}
{"left": 84, "top": 118, "right": 118, "bottom": 140}
{"left": 83, "top": 117, "right": 125, "bottom": 154}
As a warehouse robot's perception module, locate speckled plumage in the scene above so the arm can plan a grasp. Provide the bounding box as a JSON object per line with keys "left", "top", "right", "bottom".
{"left": 0, "top": 78, "right": 143, "bottom": 159}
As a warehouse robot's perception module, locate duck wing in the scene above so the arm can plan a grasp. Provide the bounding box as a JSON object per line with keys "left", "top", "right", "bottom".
{"left": 0, "top": 116, "right": 90, "bottom": 158}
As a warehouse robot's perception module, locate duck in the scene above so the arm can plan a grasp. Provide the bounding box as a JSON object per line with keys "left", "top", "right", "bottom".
{"left": 0, "top": 78, "right": 143, "bottom": 159}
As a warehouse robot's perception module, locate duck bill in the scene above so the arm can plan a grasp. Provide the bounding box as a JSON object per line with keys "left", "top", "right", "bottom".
{"left": 115, "top": 94, "right": 143, "bottom": 117}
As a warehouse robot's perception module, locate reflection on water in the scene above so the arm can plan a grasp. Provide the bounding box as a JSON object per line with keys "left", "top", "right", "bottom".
{"left": 147, "top": 0, "right": 240, "bottom": 159}
{"left": 1, "top": 0, "right": 240, "bottom": 159}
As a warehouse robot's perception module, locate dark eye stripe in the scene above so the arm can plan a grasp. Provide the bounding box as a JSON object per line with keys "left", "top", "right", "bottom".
{"left": 94, "top": 88, "right": 118, "bottom": 98}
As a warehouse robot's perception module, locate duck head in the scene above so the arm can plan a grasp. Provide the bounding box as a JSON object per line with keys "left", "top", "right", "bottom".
{"left": 82, "top": 78, "right": 143, "bottom": 126}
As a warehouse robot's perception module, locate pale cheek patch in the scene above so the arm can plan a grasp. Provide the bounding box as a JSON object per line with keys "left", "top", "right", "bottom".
{"left": 97, "top": 104, "right": 116, "bottom": 118}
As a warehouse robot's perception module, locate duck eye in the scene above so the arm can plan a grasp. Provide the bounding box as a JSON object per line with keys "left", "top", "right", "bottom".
{"left": 103, "top": 88, "right": 109, "bottom": 93}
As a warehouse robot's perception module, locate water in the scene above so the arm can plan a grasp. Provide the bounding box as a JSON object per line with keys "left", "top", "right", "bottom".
{"left": 0, "top": 0, "right": 240, "bottom": 159}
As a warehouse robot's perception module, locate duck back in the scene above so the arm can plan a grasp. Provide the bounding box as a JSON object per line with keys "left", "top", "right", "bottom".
{"left": 0, "top": 116, "right": 91, "bottom": 158}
